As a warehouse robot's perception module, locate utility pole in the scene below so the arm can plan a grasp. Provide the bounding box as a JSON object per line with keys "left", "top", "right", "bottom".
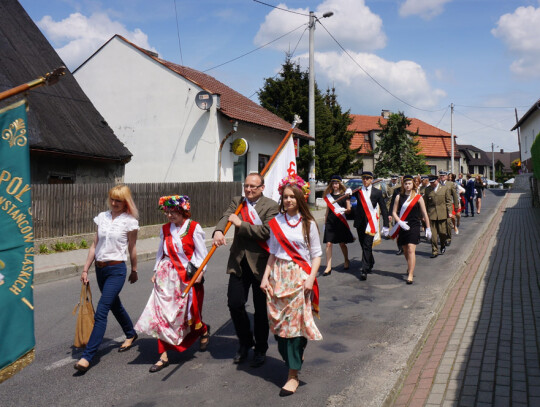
{"left": 450, "top": 103, "right": 454, "bottom": 174}
{"left": 492, "top": 142, "right": 495, "bottom": 183}
{"left": 308, "top": 11, "right": 316, "bottom": 205}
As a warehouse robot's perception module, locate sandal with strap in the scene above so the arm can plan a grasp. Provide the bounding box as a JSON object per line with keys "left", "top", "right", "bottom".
{"left": 149, "top": 358, "right": 170, "bottom": 373}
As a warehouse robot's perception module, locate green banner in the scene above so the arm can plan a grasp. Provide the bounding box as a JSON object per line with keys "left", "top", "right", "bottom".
{"left": 0, "top": 99, "right": 35, "bottom": 383}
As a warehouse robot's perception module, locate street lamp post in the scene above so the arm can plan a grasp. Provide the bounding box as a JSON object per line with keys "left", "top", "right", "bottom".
{"left": 307, "top": 11, "right": 333, "bottom": 205}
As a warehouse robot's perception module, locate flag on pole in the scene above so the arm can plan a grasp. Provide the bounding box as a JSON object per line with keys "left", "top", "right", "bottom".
{"left": 262, "top": 135, "right": 297, "bottom": 203}
{"left": 0, "top": 99, "right": 35, "bottom": 383}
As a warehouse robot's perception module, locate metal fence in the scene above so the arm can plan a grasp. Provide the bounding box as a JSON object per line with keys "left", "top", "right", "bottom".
{"left": 31, "top": 182, "right": 242, "bottom": 239}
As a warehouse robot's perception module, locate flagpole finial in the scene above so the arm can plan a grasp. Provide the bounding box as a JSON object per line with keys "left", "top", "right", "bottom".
{"left": 293, "top": 114, "right": 302, "bottom": 128}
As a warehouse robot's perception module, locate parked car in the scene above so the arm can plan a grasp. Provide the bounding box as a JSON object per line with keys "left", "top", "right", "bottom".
{"left": 344, "top": 178, "right": 363, "bottom": 219}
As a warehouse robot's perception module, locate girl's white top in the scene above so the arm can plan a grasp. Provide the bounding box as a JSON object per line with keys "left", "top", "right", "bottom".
{"left": 154, "top": 221, "right": 208, "bottom": 272}
{"left": 93, "top": 211, "right": 139, "bottom": 261}
{"left": 269, "top": 213, "right": 322, "bottom": 265}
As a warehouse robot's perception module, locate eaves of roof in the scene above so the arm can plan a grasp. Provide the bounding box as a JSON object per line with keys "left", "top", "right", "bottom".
{"left": 511, "top": 99, "right": 540, "bottom": 131}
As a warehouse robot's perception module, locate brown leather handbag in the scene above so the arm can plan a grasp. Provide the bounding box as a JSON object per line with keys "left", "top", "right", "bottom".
{"left": 73, "top": 283, "right": 95, "bottom": 348}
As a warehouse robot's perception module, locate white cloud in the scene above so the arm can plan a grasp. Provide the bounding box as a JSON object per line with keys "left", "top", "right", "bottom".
{"left": 491, "top": 5, "right": 540, "bottom": 77}
{"left": 399, "top": 0, "right": 453, "bottom": 20}
{"left": 313, "top": 51, "right": 446, "bottom": 110}
{"left": 37, "top": 12, "right": 156, "bottom": 70}
{"left": 254, "top": 0, "right": 386, "bottom": 54}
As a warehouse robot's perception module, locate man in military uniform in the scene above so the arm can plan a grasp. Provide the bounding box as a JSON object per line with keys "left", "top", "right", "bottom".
{"left": 419, "top": 175, "right": 430, "bottom": 195}
{"left": 424, "top": 175, "right": 453, "bottom": 258}
{"left": 438, "top": 170, "right": 460, "bottom": 247}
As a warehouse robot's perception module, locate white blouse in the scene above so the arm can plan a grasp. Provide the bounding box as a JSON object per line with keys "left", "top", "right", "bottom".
{"left": 154, "top": 221, "right": 208, "bottom": 272}
{"left": 268, "top": 213, "right": 322, "bottom": 265}
{"left": 94, "top": 211, "right": 139, "bottom": 262}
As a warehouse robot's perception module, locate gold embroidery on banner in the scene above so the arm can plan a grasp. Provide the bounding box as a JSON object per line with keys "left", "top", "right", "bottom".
{"left": 0, "top": 349, "right": 35, "bottom": 384}
{"left": 0, "top": 259, "right": 4, "bottom": 286}
{"left": 21, "top": 297, "right": 34, "bottom": 310}
{"left": 2, "top": 118, "right": 27, "bottom": 147}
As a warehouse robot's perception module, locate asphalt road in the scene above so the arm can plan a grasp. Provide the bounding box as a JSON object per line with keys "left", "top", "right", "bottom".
{"left": 0, "top": 190, "right": 505, "bottom": 407}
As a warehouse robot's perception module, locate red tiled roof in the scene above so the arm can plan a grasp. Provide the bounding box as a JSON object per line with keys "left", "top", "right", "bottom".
{"left": 348, "top": 114, "right": 458, "bottom": 158}
{"left": 114, "top": 35, "right": 311, "bottom": 140}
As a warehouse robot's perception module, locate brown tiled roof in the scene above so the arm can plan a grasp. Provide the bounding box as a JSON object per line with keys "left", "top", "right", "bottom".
{"left": 348, "top": 114, "right": 459, "bottom": 158}
{"left": 101, "top": 35, "right": 311, "bottom": 140}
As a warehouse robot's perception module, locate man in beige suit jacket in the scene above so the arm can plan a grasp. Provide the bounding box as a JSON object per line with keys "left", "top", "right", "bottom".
{"left": 424, "top": 175, "right": 453, "bottom": 257}
{"left": 213, "top": 173, "right": 279, "bottom": 367}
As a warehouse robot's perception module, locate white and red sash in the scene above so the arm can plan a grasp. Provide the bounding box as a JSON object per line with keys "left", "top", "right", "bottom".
{"left": 268, "top": 218, "right": 320, "bottom": 315}
{"left": 358, "top": 188, "right": 379, "bottom": 236}
{"left": 390, "top": 194, "right": 421, "bottom": 239}
{"left": 324, "top": 194, "right": 350, "bottom": 230}
{"left": 240, "top": 200, "right": 270, "bottom": 252}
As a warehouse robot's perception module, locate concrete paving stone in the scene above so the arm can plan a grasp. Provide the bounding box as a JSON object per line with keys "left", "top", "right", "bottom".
{"left": 479, "top": 369, "right": 495, "bottom": 382}
{"left": 461, "top": 385, "right": 477, "bottom": 396}
{"left": 496, "top": 374, "right": 511, "bottom": 385}
{"left": 434, "top": 372, "right": 450, "bottom": 384}
{"left": 512, "top": 363, "right": 526, "bottom": 373}
{"left": 513, "top": 380, "right": 527, "bottom": 392}
{"left": 512, "top": 390, "right": 528, "bottom": 404}
{"left": 441, "top": 400, "right": 457, "bottom": 407}
{"left": 483, "top": 355, "right": 496, "bottom": 364}
{"left": 529, "top": 383, "right": 540, "bottom": 396}
{"left": 458, "top": 395, "right": 476, "bottom": 406}
{"left": 475, "top": 403, "right": 492, "bottom": 407}
{"left": 529, "top": 396, "right": 540, "bottom": 405}
{"left": 494, "top": 385, "right": 510, "bottom": 397}
{"left": 513, "top": 371, "right": 527, "bottom": 381}
{"left": 468, "top": 359, "right": 482, "bottom": 368}
{"left": 478, "top": 380, "right": 493, "bottom": 391}
{"left": 446, "top": 379, "right": 461, "bottom": 391}
{"left": 481, "top": 363, "right": 496, "bottom": 373}
{"left": 426, "top": 392, "right": 444, "bottom": 404}
{"left": 437, "top": 364, "right": 453, "bottom": 374}
{"left": 430, "top": 383, "right": 447, "bottom": 394}
{"left": 476, "top": 391, "right": 493, "bottom": 403}
{"left": 497, "top": 360, "right": 510, "bottom": 369}
{"left": 466, "top": 366, "right": 481, "bottom": 377}
{"left": 493, "top": 397, "right": 511, "bottom": 407}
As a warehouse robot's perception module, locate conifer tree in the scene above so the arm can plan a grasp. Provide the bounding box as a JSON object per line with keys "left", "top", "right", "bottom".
{"left": 373, "top": 112, "right": 429, "bottom": 177}
{"left": 258, "top": 55, "right": 361, "bottom": 180}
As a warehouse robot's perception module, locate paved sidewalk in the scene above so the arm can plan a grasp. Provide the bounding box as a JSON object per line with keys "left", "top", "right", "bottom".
{"left": 34, "top": 208, "right": 327, "bottom": 284}
{"left": 391, "top": 181, "right": 540, "bottom": 406}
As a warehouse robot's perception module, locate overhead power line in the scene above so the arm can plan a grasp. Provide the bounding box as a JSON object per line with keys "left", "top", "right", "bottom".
{"left": 202, "top": 23, "right": 307, "bottom": 73}
{"left": 252, "top": 0, "right": 310, "bottom": 16}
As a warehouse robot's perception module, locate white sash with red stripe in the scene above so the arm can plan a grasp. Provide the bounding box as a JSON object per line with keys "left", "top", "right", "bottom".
{"left": 323, "top": 194, "right": 350, "bottom": 230}
{"left": 358, "top": 188, "right": 378, "bottom": 236}
{"left": 241, "top": 200, "right": 270, "bottom": 252}
{"left": 390, "top": 193, "right": 421, "bottom": 239}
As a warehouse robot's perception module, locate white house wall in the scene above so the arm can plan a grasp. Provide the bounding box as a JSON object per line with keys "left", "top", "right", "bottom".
{"left": 74, "top": 37, "right": 220, "bottom": 183}
{"left": 519, "top": 109, "right": 540, "bottom": 163}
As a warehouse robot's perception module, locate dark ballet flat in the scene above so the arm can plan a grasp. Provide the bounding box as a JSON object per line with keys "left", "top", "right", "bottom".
{"left": 118, "top": 333, "right": 138, "bottom": 352}
{"left": 149, "top": 359, "right": 170, "bottom": 373}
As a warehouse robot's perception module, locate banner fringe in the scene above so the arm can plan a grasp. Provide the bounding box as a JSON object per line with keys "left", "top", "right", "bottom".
{"left": 0, "top": 348, "right": 35, "bottom": 384}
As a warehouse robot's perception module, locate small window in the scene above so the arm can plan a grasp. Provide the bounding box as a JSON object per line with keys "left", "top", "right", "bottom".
{"left": 258, "top": 154, "right": 270, "bottom": 173}
{"left": 364, "top": 134, "right": 370, "bottom": 141}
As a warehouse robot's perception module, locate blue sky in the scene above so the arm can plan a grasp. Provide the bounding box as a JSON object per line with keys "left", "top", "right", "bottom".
{"left": 18, "top": 0, "right": 540, "bottom": 153}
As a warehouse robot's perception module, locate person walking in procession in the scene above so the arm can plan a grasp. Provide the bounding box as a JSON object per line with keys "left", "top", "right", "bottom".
{"left": 352, "top": 171, "right": 389, "bottom": 280}
{"left": 424, "top": 176, "right": 453, "bottom": 258}
{"left": 322, "top": 175, "right": 354, "bottom": 276}
{"left": 74, "top": 185, "right": 139, "bottom": 373}
{"left": 390, "top": 175, "right": 431, "bottom": 284}
{"left": 135, "top": 195, "right": 210, "bottom": 373}
{"left": 260, "top": 175, "right": 322, "bottom": 397}
{"left": 213, "top": 173, "right": 279, "bottom": 367}
{"left": 464, "top": 173, "right": 476, "bottom": 217}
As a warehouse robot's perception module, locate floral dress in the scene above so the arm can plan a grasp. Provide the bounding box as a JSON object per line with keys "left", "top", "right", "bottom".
{"left": 266, "top": 213, "right": 323, "bottom": 341}
{"left": 135, "top": 220, "right": 208, "bottom": 351}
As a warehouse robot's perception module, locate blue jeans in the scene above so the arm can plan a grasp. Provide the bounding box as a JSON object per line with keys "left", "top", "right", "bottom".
{"left": 82, "top": 262, "right": 136, "bottom": 362}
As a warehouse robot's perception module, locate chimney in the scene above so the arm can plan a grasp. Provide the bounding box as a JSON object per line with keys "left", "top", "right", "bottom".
{"left": 381, "top": 110, "right": 391, "bottom": 119}
{"left": 500, "top": 149, "right": 504, "bottom": 153}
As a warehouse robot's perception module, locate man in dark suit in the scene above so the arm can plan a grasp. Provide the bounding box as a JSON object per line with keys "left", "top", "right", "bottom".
{"left": 213, "top": 173, "right": 279, "bottom": 367}
{"left": 352, "top": 171, "right": 389, "bottom": 280}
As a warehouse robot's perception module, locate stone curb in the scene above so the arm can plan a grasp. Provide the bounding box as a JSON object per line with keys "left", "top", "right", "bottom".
{"left": 381, "top": 192, "right": 509, "bottom": 407}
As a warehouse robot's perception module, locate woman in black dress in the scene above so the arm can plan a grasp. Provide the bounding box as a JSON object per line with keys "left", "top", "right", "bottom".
{"left": 474, "top": 175, "right": 485, "bottom": 214}
{"left": 391, "top": 175, "right": 431, "bottom": 284}
{"left": 322, "top": 175, "right": 354, "bottom": 276}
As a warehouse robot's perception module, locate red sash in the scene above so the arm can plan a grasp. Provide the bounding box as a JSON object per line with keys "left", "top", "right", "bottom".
{"left": 162, "top": 221, "right": 203, "bottom": 329}
{"left": 240, "top": 201, "right": 270, "bottom": 253}
{"left": 390, "top": 194, "right": 421, "bottom": 239}
{"left": 324, "top": 194, "right": 350, "bottom": 230}
{"left": 358, "top": 189, "right": 377, "bottom": 235}
{"left": 269, "top": 218, "right": 319, "bottom": 315}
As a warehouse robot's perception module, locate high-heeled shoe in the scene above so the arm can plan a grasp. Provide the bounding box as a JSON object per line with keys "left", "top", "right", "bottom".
{"left": 322, "top": 268, "right": 332, "bottom": 276}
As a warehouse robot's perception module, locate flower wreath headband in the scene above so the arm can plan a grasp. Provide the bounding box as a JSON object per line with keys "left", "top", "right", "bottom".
{"left": 158, "top": 195, "right": 191, "bottom": 212}
{"left": 278, "top": 174, "right": 310, "bottom": 200}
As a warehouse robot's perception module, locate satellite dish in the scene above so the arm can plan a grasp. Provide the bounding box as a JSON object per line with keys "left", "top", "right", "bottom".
{"left": 195, "top": 90, "right": 213, "bottom": 110}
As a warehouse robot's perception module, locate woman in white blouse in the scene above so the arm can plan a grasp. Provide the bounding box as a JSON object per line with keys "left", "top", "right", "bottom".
{"left": 260, "top": 176, "right": 322, "bottom": 397}
{"left": 74, "top": 185, "right": 139, "bottom": 373}
{"left": 135, "top": 195, "right": 209, "bottom": 373}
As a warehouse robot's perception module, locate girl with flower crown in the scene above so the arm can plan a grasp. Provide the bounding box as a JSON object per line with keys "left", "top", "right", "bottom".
{"left": 260, "top": 175, "right": 322, "bottom": 397}
{"left": 135, "top": 195, "right": 210, "bottom": 373}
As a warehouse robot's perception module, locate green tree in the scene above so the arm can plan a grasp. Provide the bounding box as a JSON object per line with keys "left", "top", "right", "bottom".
{"left": 373, "top": 112, "right": 429, "bottom": 177}
{"left": 258, "top": 55, "right": 361, "bottom": 180}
